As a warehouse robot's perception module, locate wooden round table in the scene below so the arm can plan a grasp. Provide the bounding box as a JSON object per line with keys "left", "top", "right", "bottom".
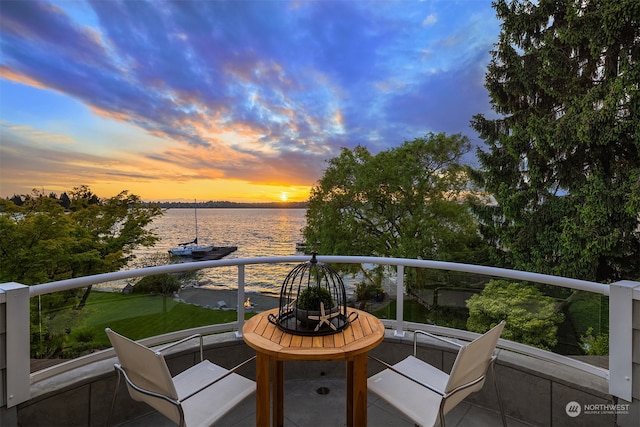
{"left": 242, "top": 308, "right": 385, "bottom": 427}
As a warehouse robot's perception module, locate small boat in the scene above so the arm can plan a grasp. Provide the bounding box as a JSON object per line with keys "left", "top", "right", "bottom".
{"left": 169, "top": 201, "right": 214, "bottom": 256}
{"left": 168, "top": 240, "right": 214, "bottom": 256}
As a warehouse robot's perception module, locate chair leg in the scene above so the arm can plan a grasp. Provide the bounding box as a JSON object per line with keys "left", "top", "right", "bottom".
{"left": 438, "top": 403, "right": 446, "bottom": 427}
{"left": 491, "top": 361, "right": 507, "bottom": 427}
{"left": 107, "top": 368, "right": 122, "bottom": 427}
{"left": 438, "top": 411, "right": 446, "bottom": 427}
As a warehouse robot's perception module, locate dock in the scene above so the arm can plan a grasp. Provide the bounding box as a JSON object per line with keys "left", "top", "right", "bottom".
{"left": 190, "top": 246, "right": 237, "bottom": 260}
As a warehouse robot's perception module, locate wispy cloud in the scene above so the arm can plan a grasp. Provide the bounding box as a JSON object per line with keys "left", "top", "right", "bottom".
{"left": 423, "top": 14, "right": 438, "bottom": 26}
{"left": 0, "top": 0, "right": 499, "bottom": 201}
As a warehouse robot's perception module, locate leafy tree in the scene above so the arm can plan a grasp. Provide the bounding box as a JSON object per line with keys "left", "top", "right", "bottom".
{"left": 68, "top": 184, "right": 100, "bottom": 209}
{"left": 471, "top": 0, "right": 640, "bottom": 283}
{"left": 0, "top": 187, "right": 163, "bottom": 357}
{"left": 467, "top": 279, "right": 564, "bottom": 350}
{"left": 303, "top": 133, "right": 489, "bottom": 290}
{"left": 0, "top": 186, "right": 163, "bottom": 285}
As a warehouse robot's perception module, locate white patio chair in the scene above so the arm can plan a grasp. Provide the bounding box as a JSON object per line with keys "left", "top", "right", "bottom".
{"left": 368, "top": 321, "right": 507, "bottom": 427}
{"left": 106, "top": 328, "right": 255, "bottom": 427}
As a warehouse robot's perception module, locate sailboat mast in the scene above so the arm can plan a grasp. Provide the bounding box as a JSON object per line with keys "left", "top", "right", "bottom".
{"left": 194, "top": 199, "right": 198, "bottom": 244}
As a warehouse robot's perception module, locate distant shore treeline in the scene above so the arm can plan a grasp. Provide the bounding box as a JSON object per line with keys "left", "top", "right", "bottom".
{"left": 149, "top": 201, "right": 309, "bottom": 209}
{"left": 2, "top": 191, "right": 307, "bottom": 209}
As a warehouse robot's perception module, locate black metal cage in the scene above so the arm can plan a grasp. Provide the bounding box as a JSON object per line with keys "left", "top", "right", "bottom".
{"left": 268, "top": 254, "right": 353, "bottom": 335}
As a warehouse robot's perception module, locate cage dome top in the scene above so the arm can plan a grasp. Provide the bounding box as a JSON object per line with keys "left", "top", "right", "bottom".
{"left": 268, "top": 253, "right": 355, "bottom": 335}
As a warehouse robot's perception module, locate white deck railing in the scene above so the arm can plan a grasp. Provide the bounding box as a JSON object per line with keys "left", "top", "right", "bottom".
{"left": 2, "top": 256, "right": 639, "bottom": 410}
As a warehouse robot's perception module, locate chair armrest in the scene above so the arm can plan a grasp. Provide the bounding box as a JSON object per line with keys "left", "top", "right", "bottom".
{"left": 156, "top": 334, "right": 204, "bottom": 362}
{"left": 413, "top": 330, "right": 463, "bottom": 356}
{"left": 180, "top": 355, "right": 257, "bottom": 402}
{"left": 114, "top": 364, "right": 180, "bottom": 407}
{"left": 368, "top": 355, "right": 444, "bottom": 396}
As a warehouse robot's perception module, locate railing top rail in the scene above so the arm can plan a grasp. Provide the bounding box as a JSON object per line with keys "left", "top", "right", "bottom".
{"left": 26, "top": 255, "right": 609, "bottom": 297}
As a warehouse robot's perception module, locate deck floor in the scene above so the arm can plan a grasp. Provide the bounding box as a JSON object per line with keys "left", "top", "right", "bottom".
{"left": 119, "top": 378, "right": 533, "bottom": 427}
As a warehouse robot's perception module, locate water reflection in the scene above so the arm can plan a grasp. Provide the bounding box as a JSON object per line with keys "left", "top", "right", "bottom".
{"left": 123, "top": 208, "right": 310, "bottom": 294}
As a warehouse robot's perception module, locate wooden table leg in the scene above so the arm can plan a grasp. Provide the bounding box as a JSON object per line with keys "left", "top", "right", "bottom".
{"left": 352, "top": 353, "right": 368, "bottom": 427}
{"left": 346, "top": 360, "right": 354, "bottom": 427}
{"left": 273, "top": 360, "right": 284, "bottom": 427}
{"left": 256, "top": 353, "right": 270, "bottom": 427}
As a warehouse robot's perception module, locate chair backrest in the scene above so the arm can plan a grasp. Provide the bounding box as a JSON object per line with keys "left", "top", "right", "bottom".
{"left": 442, "top": 321, "right": 505, "bottom": 410}
{"left": 106, "top": 328, "right": 182, "bottom": 425}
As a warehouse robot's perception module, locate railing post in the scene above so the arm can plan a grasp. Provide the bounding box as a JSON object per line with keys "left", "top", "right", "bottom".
{"left": 235, "top": 265, "right": 245, "bottom": 338}
{"left": 631, "top": 282, "right": 640, "bottom": 424}
{"left": 609, "top": 281, "right": 637, "bottom": 401}
{"left": 0, "top": 282, "right": 30, "bottom": 421}
{"left": 611, "top": 280, "right": 640, "bottom": 426}
{"left": 394, "top": 265, "right": 405, "bottom": 337}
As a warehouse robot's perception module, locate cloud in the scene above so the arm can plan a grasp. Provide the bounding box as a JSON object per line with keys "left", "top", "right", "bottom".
{"left": 0, "top": 124, "right": 157, "bottom": 187}
{"left": 423, "top": 14, "right": 438, "bottom": 26}
{"left": 0, "top": 0, "right": 500, "bottom": 199}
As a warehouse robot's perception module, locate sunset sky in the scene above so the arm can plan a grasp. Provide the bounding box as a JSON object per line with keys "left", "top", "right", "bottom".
{"left": 1, "top": 0, "right": 500, "bottom": 203}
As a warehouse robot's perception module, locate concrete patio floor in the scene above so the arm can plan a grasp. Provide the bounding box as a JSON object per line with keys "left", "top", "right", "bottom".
{"left": 118, "top": 377, "right": 533, "bottom": 427}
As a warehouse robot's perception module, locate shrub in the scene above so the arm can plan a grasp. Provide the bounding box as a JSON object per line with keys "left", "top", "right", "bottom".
{"left": 133, "top": 274, "right": 181, "bottom": 295}
{"left": 467, "top": 279, "right": 564, "bottom": 350}
{"left": 580, "top": 327, "right": 609, "bottom": 355}
{"left": 297, "top": 286, "right": 333, "bottom": 311}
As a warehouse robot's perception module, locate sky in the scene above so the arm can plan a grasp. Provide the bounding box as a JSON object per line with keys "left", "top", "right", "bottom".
{"left": 0, "top": 0, "right": 501, "bottom": 203}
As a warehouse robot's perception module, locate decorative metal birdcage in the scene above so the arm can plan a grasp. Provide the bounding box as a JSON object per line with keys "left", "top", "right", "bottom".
{"left": 268, "top": 253, "right": 355, "bottom": 336}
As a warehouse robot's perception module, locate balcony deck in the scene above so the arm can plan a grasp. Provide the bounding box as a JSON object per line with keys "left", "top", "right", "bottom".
{"left": 12, "top": 327, "right": 626, "bottom": 427}
{"left": 16, "top": 329, "right": 617, "bottom": 427}
{"left": 121, "top": 377, "right": 530, "bottom": 427}
{"left": 5, "top": 256, "right": 638, "bottom": 426}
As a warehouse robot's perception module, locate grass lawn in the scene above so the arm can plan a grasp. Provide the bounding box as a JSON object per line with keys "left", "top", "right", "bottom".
{"left": 39, "top": 289, "right": 606, "bottom": 359}
{"left": 41, "top": 290, "right": 253, "bottom": 356}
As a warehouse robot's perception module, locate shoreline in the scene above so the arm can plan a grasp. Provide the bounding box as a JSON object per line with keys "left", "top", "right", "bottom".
{"left": 176, "top": 286, "right": 396, "bottom": 313}
{"left": 177, "top": 287, "right": 280, "bottom": 311}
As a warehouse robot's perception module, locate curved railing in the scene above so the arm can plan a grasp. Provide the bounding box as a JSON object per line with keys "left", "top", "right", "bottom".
{"left": 29, "top": 255, "right": 608, "bottom": 297}
{"left": 24, "top": 255, "right": 614, "bottom": 383}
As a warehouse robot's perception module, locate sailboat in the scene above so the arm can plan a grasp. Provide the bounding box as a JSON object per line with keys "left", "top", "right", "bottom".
{"left": 168, "top": 201, "right": 215, "bottom": 256}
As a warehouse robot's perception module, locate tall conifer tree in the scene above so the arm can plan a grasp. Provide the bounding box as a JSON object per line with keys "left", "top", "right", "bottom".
{"left": 471, "top": 0, "right": 640, "bottom": 282}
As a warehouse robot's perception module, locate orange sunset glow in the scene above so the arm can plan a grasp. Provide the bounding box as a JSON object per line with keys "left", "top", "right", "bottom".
{"left": 1, "top": 1, "right": 500, "bottom": 202}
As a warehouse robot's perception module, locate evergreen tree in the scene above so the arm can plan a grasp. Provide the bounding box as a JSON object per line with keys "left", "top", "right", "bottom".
{"left": 471, "top": 0, "right": 640, "bottom": 282}
{"left": 59, "top": 192, "right": 71, "bottom": 209}
{"left": 9, "top": 194, "right": 23, "bottom": 206}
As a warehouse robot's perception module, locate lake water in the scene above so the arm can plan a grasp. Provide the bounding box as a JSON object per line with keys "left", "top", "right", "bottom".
{"left": 129, "top": 208, "right": 309, "bottom": 295}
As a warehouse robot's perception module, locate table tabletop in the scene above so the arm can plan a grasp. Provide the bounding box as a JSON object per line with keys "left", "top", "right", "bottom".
{"left": 242, "top": 307, "right": 385, "bottom": 360}
{"left": 243, "top": 308, "right": 384, "bottom": 427}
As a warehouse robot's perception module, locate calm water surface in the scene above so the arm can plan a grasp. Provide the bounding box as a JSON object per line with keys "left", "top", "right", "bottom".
{"left": 133, "top": 208, "right": 308, "bottom": 295}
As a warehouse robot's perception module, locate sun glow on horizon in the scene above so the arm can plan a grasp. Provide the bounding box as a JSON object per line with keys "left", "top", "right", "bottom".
{"left": 28, "top": 179, "right": 311, "bottom": 204}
